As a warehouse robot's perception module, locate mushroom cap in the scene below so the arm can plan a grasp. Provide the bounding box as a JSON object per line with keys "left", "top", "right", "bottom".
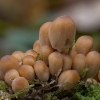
{"left": 75, "top": 35, "right": 94, "bottom": 55}
{"left": 34, "top": 60, "right": 50, "bottom": 81}
{"left": 12, "top": 77, "right": 29, "bottom": 93}
{"left": 39, "top": 22, "right": 52, "bottom": 47}
{"left": 4, "top": 69, "right": 19, "bottom": 86}
{"left": 58, "top": 70, "right": 80, "bottom": 90}
{"left": 25, "top": 49, "right": 37, "bottom": 58}
{"left": 33, "top": 40, "right": 41, "bottom": 53}
{"left": 72, "top": 54, "right": 86, "bottom": 73}
{"left": 12, "top": 51, "right": 25, "bottom": 62}
{"left": 86, "top": 78, "right": 98, "bottom": 84}
{"left": 23, "top": 55, "right": 36, "bottom": 68}
{"left": 62, "top": 54, "right": 72, "bottom": 71}
{"left": 0, "top": 55, "right": 19, "bottom": 80}
{"left": 84, "top": 51, "right": 100, "bottom": 79}
{"left": 49, "top": 16, "right": 76, "bottom": 52}
{"left": 40, "top": 45, "right": 54, "bottom": 65}
{"left": 48, "top": 51, "right": 63, "bottom": 76}
{"left": 18, "top": 65, "right": 35, "bottom": 81}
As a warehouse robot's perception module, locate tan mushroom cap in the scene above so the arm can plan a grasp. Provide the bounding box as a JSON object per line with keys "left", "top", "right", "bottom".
{"left": 12, "top": 77, "right": 29, "bottom": 93}
{"left": 48, "top": 51, "right": 63, "bottom": 76}
{"left": 34, "top": 60, "right": 50, "bottom": 81}
{"left": 62, "top": 54, "right": 72, "bottom": 71}
{"left": 25, "top": 49, "right": 37, "bottom": 58}
{"left": 84, "top": 51, "right": 100, "bottom": 80}
{"left": 12, "top": 51, "right": 25, "bottom": 62}
{"left": 33, "top": 40, "right": 41, "bottom": 53}
{"left": 18, "top": 65, "right": 35, "bottom": 81}
{"left": 75, "top": 35, "right": 94, "bottom": 55}
{"left": 40, "top": 45, "right": 54, "bottom": 65}
{"left": 4, "top": 69, "right": 19, "bottom": 87}
{"left": 49, "top": 16, "right": 76, "bottom": 52}
{"left": 39, "top": 22, "right": 52, "bottom": 47}
{"left": 58, "top": 70, "right": 80, "bottom": 90}
{"left": 0, "top": 55, "right": 19, "bottom": 80}
{"left": 72, "top": 54, "right": 86, "bottom": 73}
{"left": 23, "top": 55, "right": 36, "bottom": 68}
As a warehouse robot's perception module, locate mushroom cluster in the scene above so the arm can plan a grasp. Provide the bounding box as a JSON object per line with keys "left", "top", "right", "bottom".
{"left": 0, "top": 15, "right": 100, "bottom": 98}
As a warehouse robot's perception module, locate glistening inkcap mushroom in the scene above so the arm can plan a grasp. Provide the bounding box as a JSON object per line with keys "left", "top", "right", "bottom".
{"left": 49, "top": 16, "right": 76, "bottom": 52}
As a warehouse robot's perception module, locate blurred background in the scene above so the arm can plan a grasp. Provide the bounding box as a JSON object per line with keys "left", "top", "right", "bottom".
{"left": 0, "top": 0, "right": 100, "bottom": 57}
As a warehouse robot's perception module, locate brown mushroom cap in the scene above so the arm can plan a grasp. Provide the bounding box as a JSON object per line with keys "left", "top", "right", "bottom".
{"left": 62, "top": 54, "right": 72, "bottom": 71}
{"left": 48, "top": 51, "right": 63, "bottom": 76}
{"left": 39, "top": 22, "right": 52, "bottom": 47}
{"left": 33, "top": 40, "right": 41, "bottom": 53}
{"left": 49, "top": 16, "right": 76, "bottom": 52}
{"left": 12, "top": 51, "right": 25, "bottom": 62}
{"left": 12, "top": 77, "right": 29, "bottom": 93}
{"left": 58, "top": 70, "right": 80, "bottom": 90}
{"left": 23, "top": 55, "right": 36, "bottom": 68}
{"left": 70, "top": 45, "right": 77, "bottom": 58}
{"left": 0, "top": 55, "right": 19, "bottom": 80}
{"left": 40, "top": 45, "right": 54, "bottom": 65}
{"left": 86, "top": 78, "right": 98, "bottom": 84}
{"left": 25, "top": 49, "right": 37, "bottom": 58}
{"left": 34, "top": 60, "right": 50, "bottom": 81}
{"left": 4, "top": 69, "right": 19, "bottom": 86}
{"left": 18, "top": 65, "right": 35, "bottom": 81}
{"left": 84, "top": 51, "right": 100, "bottom": 80}
{"left": 75, "top": 35, "right": 94, "bottom": 55}
{"left": 72, "top": 54, "right": 86, "bottom": 73}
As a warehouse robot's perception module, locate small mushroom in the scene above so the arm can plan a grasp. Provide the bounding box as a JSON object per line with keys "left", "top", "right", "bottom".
{"left": 84, "top": 51, "right": 100, "bottom": 80}
{"left": 72, "top": 54, "right": 86, "bottom": 74}
{"left": 12, "top": 77, "right": 29, "bottom": 94}
{"left": 33, "top": 40, "right": 41, "bottom": 53}
{"left": 48, "top": 51, "right": 63, "bottom": 76}
{"left": 18, "top": 65, "right": 35, "bottom": 81}
{"left": 39, "top": 22, "right": 52, "bottom": 47}
{"left": 58, "top": 70, "right": 80, "bottom": 90}
{"left": 86, "top": 78, "right": 98, "bottom": 84}
{"left": 62, "top": 54, "right": 72, "bottom": 71}
{"left": 40, "top": 45, "right": 54, "bottom": 65}
{"left": 4, "top": 69, "right": 19, "bottom": 86}
{"left": 25, "top": 49, "right": 37, "bottom": 58}
{"left": 75, "top": 35, "right": 94, "bottom": 55}
{"left": 49, "top": 16, "right": 76, "bottom": 52}
{"left": 12, "top": 51, "right": 25, "bottom": 62}
{"left": 23, "top": 55, "right": 36, "bottom": 68}
{"left": 34, "top": 60, "right": 50, "bottom": 81}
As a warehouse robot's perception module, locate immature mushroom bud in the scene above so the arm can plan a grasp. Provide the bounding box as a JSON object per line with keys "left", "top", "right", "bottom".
{"left": 75, "top": 35, "right": 94, "bottom": 55}
{"left": 33, "top": 40, "right": 41, "bottom": 53}
{"left": 23, "top": 55, "right": 36, "bottom": 68}
{"left": 72, "top": 54, "right": 86, "bottom": 73}
{"left": 49, "top": 16, "right": 76, "bottom": 52}
{"left": 12, "top": 51, "right": 25, "bottom": 62}
{"left": 86, "top": 78, "right": 98, "bottom": 84}
{"left": 39, "top": 22, "right": 52, "bottom": 47}
{"left": 34, "top": 60, "right": 50, "bottom": 81}
{"left": 84, "top": 51, "right": 100, "bottom": 80}
{"left": 18, "top": 65, "right": 35, "bottom": 81}
{"left": 12, "top": 77, "right": 29, "bottom": 94}
{"left": 62, "top": 54, "right": 72, "bottom": 71}
{"left": 25, "top": 49, "right": 37, "bottom": 58}
{"left": 4, "top": 69, "right": 19, "bottom": 86}
{"left": 48, "top": 51, "right": 63, "bottom": 76}
{"left": 40, "top": 45, "right": 54, "bottom": 65}
{"left": 58, "top": 70, "right": 80, "bottom": 90}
